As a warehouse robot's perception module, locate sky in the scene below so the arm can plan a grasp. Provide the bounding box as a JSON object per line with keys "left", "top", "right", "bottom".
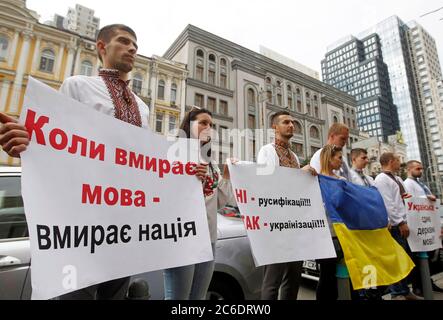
{"left": 27, "top": 0, "right": 443, "bottom": 74}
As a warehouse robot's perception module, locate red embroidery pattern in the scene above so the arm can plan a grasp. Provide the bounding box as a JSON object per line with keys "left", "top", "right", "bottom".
{"left": 99, "top": 69, "right": 142, "bottom": 127}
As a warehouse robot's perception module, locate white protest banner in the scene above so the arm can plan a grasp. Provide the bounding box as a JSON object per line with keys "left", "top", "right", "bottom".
{"left": 406, "top": 197, "right": 442, "bottom": 253}
{"left": 227, "top": 163, "right": 336, "bottom": 267}
{"left": 19, "top": 78, "right": 212, "bottom": 300}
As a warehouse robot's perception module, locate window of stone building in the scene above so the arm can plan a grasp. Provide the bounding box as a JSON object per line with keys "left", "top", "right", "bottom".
{"left": 220, "top": 100, "right": 228, "bottom": 116}
{"left": 277, "top": 94, "right": 282, "bottom": 106}
{"left": 158, "top": 80, "right": 165, "bottom": 100}
{"left": 208, "top": 70, "right": 216, "bottom": 85}
{"left": 39, "top": 49, "right": 55, "bottom": 73}
{"left": 247, "top": 88, "right": 256, "bottom": 107}
{"left": 294, "top": 121, "right": 303, "bottom": 135}
{"left": 171, "top": 84, "right": 177, "bottom": 103}
{"left": 292, "top": 142, "right": 304, "bottom": 158}
{"left": 155, "top": 112, "right": 164, "bottom": 133}
{"left": 132, "top": 73, "right": 143, "bottom": 95}
{"left": 209, "top": 54, "right": 216, "bottom": 62}
{"left": 207, "top": 97, "right": 216, "bottom": 113}
{"left": 0, "top": 36, "right": 9, "bottom": 60}
{"left": 220, "top": 74, "right": 227, "bottom": 88}
{"left": 310, "top": 126, "right": 320, "bottom": 139}
{"left": 169, "top": 115, "right": 177, "bottom": 132}
{"left": 314, "top": 106, "right": 319, "bottom": 118}
{"left": 248, "top": 114, "right": 256, "bottom": 130}
{"left": 195, "top": 93, "right": 204, "bottom": 108}
{"left": 80, "top": 60, "right": 93, "bottom": 77}
{"left": 296, "top": 88, "right": 302, "bottom": 112}
{"left": 196, "top": 65, "right": 204, "bottom": 81}
{"left": 197, "top": 49, "right": 204, "bottom": 58}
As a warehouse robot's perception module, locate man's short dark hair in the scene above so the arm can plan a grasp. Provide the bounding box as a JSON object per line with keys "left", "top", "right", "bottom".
{"left": 351, "top": 148, "right": 367, "bottom": 160}
{"left": 380, "top": 152, "right": 396, "bottom": 166}
{"left": 271, "top": 111, "right": 291, "bottom": 126}
{"left": 97, "top": 24, "right": 137, "bottom": 43}
{"left": 96, "top": 24, "right": 137, "bottom": 62}
{"left": 407, "top": 160, "right": 422, "bottom": 170}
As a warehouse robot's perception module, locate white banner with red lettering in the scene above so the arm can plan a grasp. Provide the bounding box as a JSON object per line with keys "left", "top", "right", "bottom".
{"left": 406, "top": 197, "right": 442, "bottom": 253}
{"left": 227, "top": 163, "right": 336, "bottom": 267}
{"left": 20, "top": 77, "right": 212, "bottom": 300}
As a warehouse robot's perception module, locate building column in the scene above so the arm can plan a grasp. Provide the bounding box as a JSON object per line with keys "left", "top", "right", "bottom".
{"left": 8, "top": 30, "right": 19, "bottom": 68}
{"left": 9, "top": 31, "right": 32, "bottom": 115}
{"left": 0, "top": 80, "right": 11, "bottom": 113}
{"left": 30, "top": 36, "right": 41, "bottom": 72}
{"left": 73, "top": 47, "right": 81, "bottom": 75}
{"left": 179, "top": 74, "right": 186, "bottom": 121}
{"left": 149, "top": 66, "right": 158, "bottom": 128}
{"left": 64, "top": 47, "right": 76, "bottom": 79}
{"left": 55, "top": 43, "right": 65, "bottom": 78}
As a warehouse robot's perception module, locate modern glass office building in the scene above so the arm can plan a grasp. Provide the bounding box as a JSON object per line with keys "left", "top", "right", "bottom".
{"left": 322, "top": 33, "right": 400, "bottom": 140}
{"left": 323, "top": 16, "right": 443, "bottom": 195}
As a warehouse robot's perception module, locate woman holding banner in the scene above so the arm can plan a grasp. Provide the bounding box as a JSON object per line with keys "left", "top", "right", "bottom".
{"left": 163, "top": 107, "right": 235, "bottom": 300}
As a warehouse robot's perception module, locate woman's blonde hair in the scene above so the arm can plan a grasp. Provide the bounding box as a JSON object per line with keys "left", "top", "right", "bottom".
{"left": 320, "top": 144, "right": 343, "bottom": 175}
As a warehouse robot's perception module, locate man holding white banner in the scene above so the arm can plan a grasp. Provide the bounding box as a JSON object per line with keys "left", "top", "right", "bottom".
{"left": 0, "top": 23, "right": 209, "bottom": 300}
{"left": 256, "top": 111, "right": 320, "bottom": 300}
{"left": 404, "top": 160, "right": 443, "bottom": 294}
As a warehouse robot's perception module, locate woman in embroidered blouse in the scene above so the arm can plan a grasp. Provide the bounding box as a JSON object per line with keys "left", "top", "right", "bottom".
{"left": 163, "top": 107, "right": 235, "bottom": 300}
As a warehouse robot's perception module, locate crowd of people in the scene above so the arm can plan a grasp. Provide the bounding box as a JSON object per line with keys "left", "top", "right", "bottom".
{"left": 0, "top": 23, "right": 441, "bottom": 301}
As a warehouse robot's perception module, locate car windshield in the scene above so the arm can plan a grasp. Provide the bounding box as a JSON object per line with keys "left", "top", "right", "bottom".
{"left": 0, "top": 176, "right": 28, "bottom": 239}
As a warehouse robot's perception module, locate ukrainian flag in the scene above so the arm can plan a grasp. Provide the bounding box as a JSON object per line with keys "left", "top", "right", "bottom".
{"left": 318, "top": 175, "right": 415, "bottom": 290}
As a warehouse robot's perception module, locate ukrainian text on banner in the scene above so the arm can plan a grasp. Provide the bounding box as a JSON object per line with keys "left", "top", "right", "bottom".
{"left": 19, "top": 78, "right": 212, "bottom": 300}
{"left": 227, "top": 163, "right": 336, "bottom": 267}
{"left": 406, "top": 197, "right": 442, "bottom": 253}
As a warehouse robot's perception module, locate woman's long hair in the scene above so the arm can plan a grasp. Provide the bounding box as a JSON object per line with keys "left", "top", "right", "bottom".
{"left": 179, "top": 107, "right": 213, "bottom": 164}
{"left": 320, "top": 144, "right": 342, "bottom": 176}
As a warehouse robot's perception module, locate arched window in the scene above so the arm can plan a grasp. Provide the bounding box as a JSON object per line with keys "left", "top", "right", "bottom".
{"left": 0, "top": 36, "right": 9, "bottom": 60}
{"left": 171, "top": 83, "right": 177, "bottom": 103}
{"left": 158, "top": 80, "right": 165, "bottom": 100}
{"left": 265, "top": 77, "right": 271, "bottom": 84}
{"left": 247, "top": 88, "right": 256, "bottom": 107}
{"left": 310, "top": 126, "right": 320, "bottom": 139}
{"left": 80, "top": 60, "right": 93, "bottom": 77}
{"left": 196, "top": 49, "right": 204, "bottom": 81}
{"left": 220, "top": 58, "right": 227, "bottom": 88}
{"left": 306, "top": 92, "right": 311, "bottom": 115}
{"left": 296, "top": 88, "right": 302, "bottom": 112}
{"left": 294, "top": 121, "right": 303, "bottom": 135}
{"left": 39, "top": 49, "right": 55, "bottom": 73}
{"left": 209, "top": 54, "right": 216, "bottom": 62}
{"left": 287, "top": 85, "right": 293, "bottom": 109}
{"left": 333, "top": 116, "right": 339, "bottom": 123}
{"left": 132, "top": 73, "right": 143, "bottom": 95}
{"left": 314, "top": 106, "right": 319, "bottom": 118}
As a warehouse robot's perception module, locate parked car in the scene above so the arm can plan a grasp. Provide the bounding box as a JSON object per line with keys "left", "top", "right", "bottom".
{"left": 0, "top": 167, "right": 319, "bottom": 300}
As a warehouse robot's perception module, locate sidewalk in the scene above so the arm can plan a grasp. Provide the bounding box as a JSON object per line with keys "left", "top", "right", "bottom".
{"left": 383, "top": 272, "right": 443, "bottom": 300}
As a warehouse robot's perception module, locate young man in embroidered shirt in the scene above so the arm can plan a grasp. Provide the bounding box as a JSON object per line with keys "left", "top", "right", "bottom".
{"left": 257, "top": 111, "right": 315, "bottom": 300}
{"left": 0, "top": 24, "right": 207, "bottom": 299}
{"left": 349, "top": 148, "right": 374, "bottom": 187}
{"left": 374, "top": 153, "right": 422, "bottom": 300}
{"left": 403, "top": 160, "right": 443, "bottom": 294}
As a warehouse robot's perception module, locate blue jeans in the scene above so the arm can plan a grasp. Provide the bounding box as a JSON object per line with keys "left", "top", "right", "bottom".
{"left": 388, "top": 227, "right": 412, "bottom": 297}
{"left": 163, "top": 243, "right": 216, "bottom": 300}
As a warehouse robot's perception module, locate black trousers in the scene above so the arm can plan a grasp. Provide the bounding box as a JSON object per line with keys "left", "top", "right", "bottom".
{"left": 261, "top": 261, "right": 303, "bottom": 300}
{"left": 58, "top": 277, "right": 130, "bottom": 300}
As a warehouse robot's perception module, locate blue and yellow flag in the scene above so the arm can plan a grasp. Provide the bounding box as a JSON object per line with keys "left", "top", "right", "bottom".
{"left": 318, "top": 175, "right": 415, "bottom": 290}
